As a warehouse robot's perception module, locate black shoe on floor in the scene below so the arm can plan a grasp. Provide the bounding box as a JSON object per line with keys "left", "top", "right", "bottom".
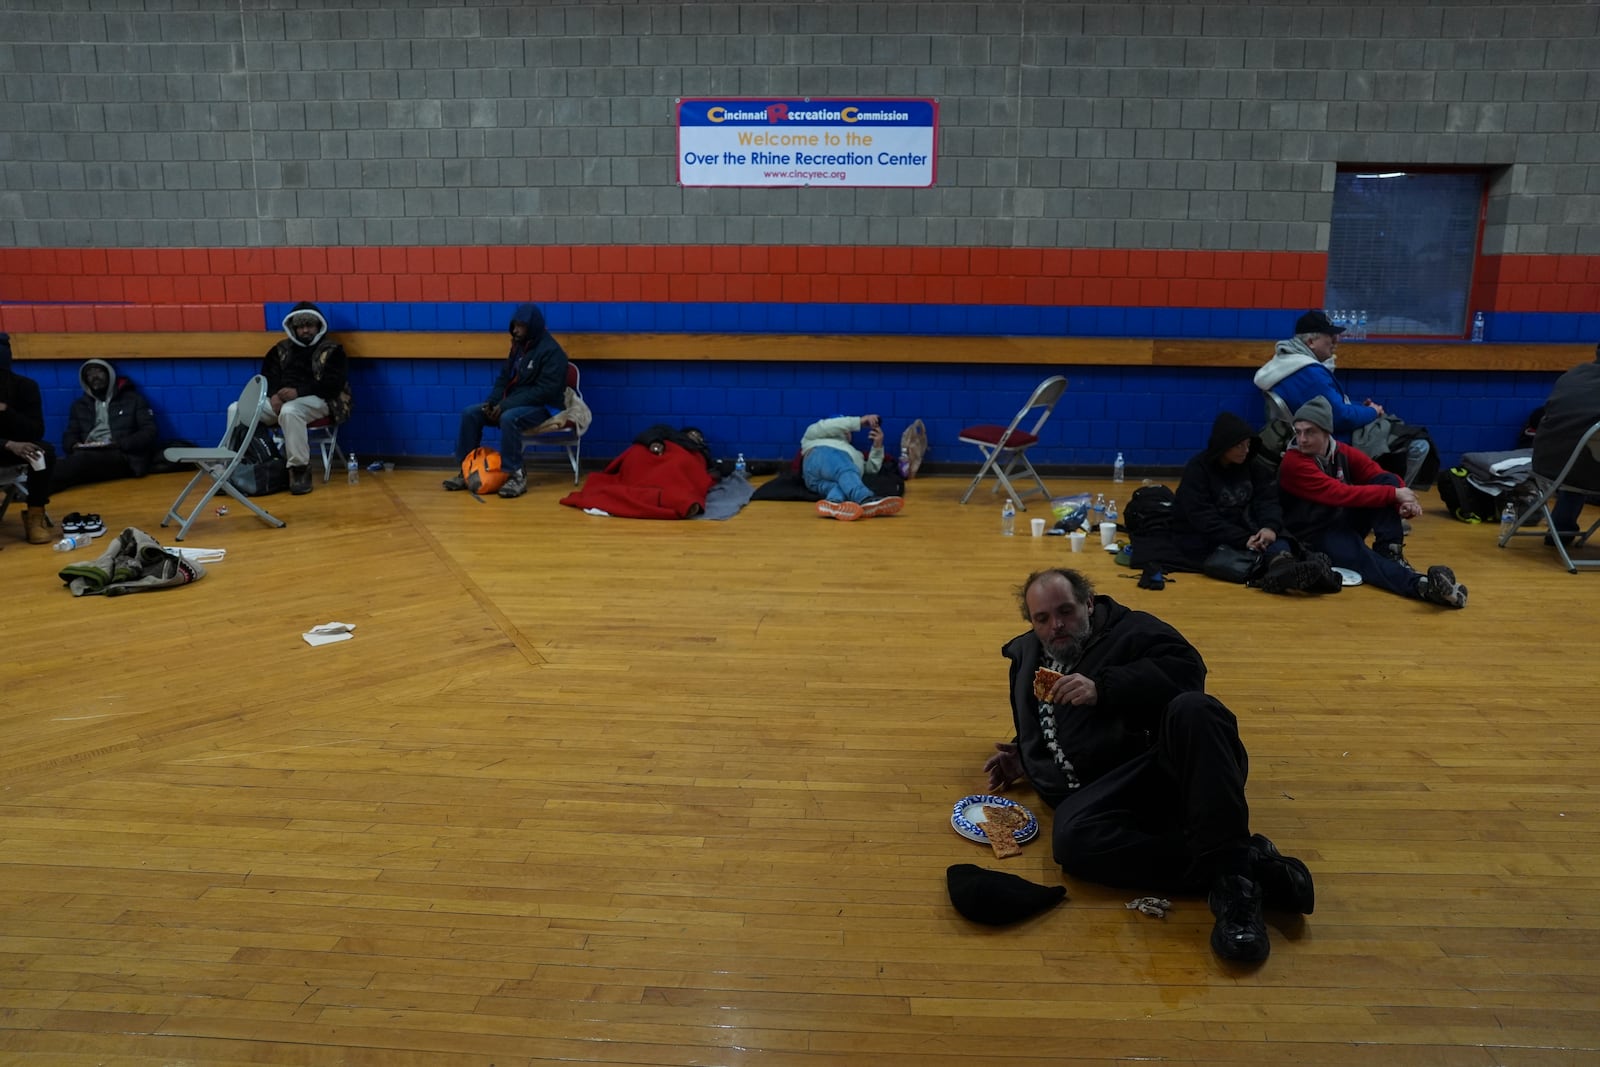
{"left": 289, "top": 465, "right": 313, "bottom": 495}
{"left": 1419, "top": 564, "right": 1467, "bottom": 609}
{"left": 1208, "top": 874, "right": 1270, "bottom": 963}
{"left": 1250, "top": 834, "right": 1315, "bottom": 915}
{"left": 80, "top": 513, "right": 105, "bottom": 536}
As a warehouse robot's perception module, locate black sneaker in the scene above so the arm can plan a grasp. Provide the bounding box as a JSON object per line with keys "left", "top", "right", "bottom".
{"left": 1375, "top": 541, "right": 1410, "bottom": 568}
{"left": 61, "top": 512, "right": 85, "bottom": 535}
{"left": 289, "top": 465, "right": 313, "bottom": 495}
{"left": 80, "top": 513, "right": 105, "bottom": 536}
{"left": 1420, "top": 565, "right": 1467, "bottom": 609}
{"left": 1208, "top": 874, "right": 1270, "bottom": 963}
{"left": 1250, "top": 835, "right": 1315, "bottom": 915}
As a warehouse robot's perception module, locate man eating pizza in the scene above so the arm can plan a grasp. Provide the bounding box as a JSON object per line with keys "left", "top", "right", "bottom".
{"left": 981, "top": 567, "right": 1315, "bottom": 964}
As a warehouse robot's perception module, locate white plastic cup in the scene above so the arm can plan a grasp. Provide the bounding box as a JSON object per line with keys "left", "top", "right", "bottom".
{"left": 1069, "top": 530, "right": 1086, "bottom": 552}
{"left": 1030, "top": 517, "right": 1046, "bottom": 537}
{"left": 1100, "top": 521, "right": 1117, "bottom": 547}
{"left": 28, "top": 451, "right": 46, "bottom": 471}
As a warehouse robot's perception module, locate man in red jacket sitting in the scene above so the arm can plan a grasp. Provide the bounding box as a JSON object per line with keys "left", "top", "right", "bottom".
{"left": 1278, "top": 396, "right": 1467, "bottom": 609}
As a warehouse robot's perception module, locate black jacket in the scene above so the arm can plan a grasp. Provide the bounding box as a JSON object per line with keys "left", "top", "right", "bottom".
{"left": 63, "top": 359, "right": 160, "bottom": 475}
{"left": 1003, "top": 595, "right": 1208, "bottom": 809}
{"left": 262, "top": 301, "right": 352, "bottom": 422}
{"left": 1173, "top": 412, "right": 1285, "bottom": 552}
{"left": 1532, "top": 356, "right": 1600, "bottom": 487}
{"left": 488, "top": 303, "right": 569, "bottom": 412}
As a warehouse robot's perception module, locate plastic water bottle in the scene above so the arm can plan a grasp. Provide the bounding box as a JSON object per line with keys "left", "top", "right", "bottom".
{"left": 53, "top": 534, "right": 90, "bottom": 552}
{"left": 347, "top": 453, "right": 359, "bottom": 485}
{"left": 1112, "top": 452, "right": 1125, "bottom": 484}
{"left": 1471, "top": 311, "right": 1485, "bottom": 342}
{"left": 1500, "top": 501, "right": 1518, "bottom": 539}
{"left": 1094, "top": 492, "right": 1106, "bottom": 515}
{"left": 1356, "top": 310, "right": 1368, "bottom": 340}
{"left": 735, "top": 452, "right": 747, "bottom": 476}
{"left": 1001, "top": 499, "right": 1016, "bottom": 536}
{"left": 1106, "top": 499, "right": 1119, "bottom": 523}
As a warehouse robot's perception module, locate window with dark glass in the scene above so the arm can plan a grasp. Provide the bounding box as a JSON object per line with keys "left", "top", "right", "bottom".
{"left": 1324, "top": 170, "right": 1486, "bottom": 338}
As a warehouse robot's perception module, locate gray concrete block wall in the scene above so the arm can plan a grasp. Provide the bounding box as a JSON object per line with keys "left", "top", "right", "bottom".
{"left": 0, "top": 0, "right": 1596, "bottom": 252}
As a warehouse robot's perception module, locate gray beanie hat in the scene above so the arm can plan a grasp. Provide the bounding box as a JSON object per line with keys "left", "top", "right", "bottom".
{"left": 1292, "top": 395, "right": 1335, "bottom": 435}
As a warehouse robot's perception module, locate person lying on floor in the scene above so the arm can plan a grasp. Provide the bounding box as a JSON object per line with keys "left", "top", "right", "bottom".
{"left": 799, "top": 413, "right": 904, "bottom": 521}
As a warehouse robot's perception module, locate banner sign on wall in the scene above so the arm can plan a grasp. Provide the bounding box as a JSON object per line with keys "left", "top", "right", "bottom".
{"left": 677, "top": 98, "right": 938, "bottom": 188}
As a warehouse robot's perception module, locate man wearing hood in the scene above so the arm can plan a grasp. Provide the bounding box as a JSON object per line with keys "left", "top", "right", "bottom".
{"left": 1531, "top": 343, "right": 1600, "bottom": 544}
{"left": 1170, "top": 411, "right": 1330, "bottom": 593}
{"left": 0, "top": 332, "right": 58, "bottom": 544}
{"left": 231, "top": 302, "right": 351, "bottom": 495}
{"left": 1279, "top": 396, "right": 1467, "bottom": 608}
{"left": 443, "top": 303, "right": 568, "bottom": 499}
{"left": 52, "top": 358, "right": 160, "bottom": 494}
{"left": 1255, "top": 310, "right": 1431, "bottom": 486}
{"left": 983, "top": 568, "right": 1315, "bottom": 964}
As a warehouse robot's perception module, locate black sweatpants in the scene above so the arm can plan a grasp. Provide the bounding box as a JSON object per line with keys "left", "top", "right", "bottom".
{"left": 50, "top": 447, "right": 136, "bottom": 495}
{"left": 1051, "top": 691, "right": 1251, "bottom": 895}
{"left": 0, "top": 442, "right": 55, "bottom": 506}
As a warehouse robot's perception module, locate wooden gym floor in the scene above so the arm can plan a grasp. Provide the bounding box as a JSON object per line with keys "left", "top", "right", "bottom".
{"left": 0, "top": 467, "right": 1596, "bottom": 1065}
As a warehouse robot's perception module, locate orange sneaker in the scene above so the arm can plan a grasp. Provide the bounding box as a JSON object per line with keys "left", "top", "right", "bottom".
{"left": 860, "top": 496, "right": 904, "bottom": 518}
{"left": 816, "top": 499, "right": 864, "bottom": 521}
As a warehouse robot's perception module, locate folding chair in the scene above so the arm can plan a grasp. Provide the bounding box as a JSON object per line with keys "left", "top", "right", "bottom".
{"left": 520, "top": 362, "right": 589, "bottom": 485}
{"left": 1498, "top": 418, "right": 1600, "bottom": 573}
{"left": 306, "top": 417, "right": 345, "bottom": 482}
{"left": 0, "top": 467, "right": 26, "bottom": 529}
{"left": 957, "top": 375, "right": 1069, "bottom": 511}
{"left": 160, "top": 375, "right": 287, "bottom": 541}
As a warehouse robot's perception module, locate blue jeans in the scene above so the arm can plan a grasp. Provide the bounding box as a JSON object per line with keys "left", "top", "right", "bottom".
{"left": 454, "top": 404, "right": 555, "bottom": 474}
{"left": 802, "top": 447, "right": 872, "bottom": 503}
{"left": 1305, "top": 473, "right": 1418, "bottom": 597}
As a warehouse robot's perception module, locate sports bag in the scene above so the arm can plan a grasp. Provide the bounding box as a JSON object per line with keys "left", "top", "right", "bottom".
{"left": 1435, "top": 465, "right": 1501, "bottom": 523}
{"left": 463, "top": 446, "right": 509, "bottom": 495}
{"left": 1123, "top": 484, "right": 1176, "bottom": 536}
{"left": 226, "top": 423, "right": 288, "bottom": 496}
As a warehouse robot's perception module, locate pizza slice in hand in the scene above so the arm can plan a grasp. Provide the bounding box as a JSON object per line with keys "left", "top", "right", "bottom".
{"left": 1033, "top": 667, "right": 1064, "bottom": 702}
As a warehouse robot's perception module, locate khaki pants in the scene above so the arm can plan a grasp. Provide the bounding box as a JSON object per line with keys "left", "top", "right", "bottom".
{"left": 228, "top": 395, "right": 330, "bottom": 468}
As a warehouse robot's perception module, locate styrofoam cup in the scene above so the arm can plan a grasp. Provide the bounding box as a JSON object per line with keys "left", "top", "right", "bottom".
{"left": 1030, "top": 517, "right": 1046, "bottom": 537}
{"left": 1100, "top": 521, "right": 1117, "bottom": 547}
{"left": 1069, "top": 531, "right": 1086, "bottom": 552}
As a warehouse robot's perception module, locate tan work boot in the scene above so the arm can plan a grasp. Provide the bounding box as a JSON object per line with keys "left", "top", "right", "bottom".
{"left": 22, "top": 508, "right": 54, "bottom": 544}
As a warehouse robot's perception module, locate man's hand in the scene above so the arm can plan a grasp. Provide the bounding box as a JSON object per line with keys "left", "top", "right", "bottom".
{"left": 483, "top": 404, "right": 501, "bottom": 423}
{"left": 1044, "top": 672, "right": 1099, "bottom": 707}
{"left": 868, "top": 425, "right": 884, "bottom": 448}
{"left": 4, "top": 439, "right": 41, "bottom": 462}
{"left": 1365, "top": 399, "right": 1386, "bottom": 417}
{"left": 1246, "top": 527, "right": 1277, "bottom": 551}
{"left": 983, "top": 742, "right": 1023, "bottom": 792}
{"left": 275, "top": 387, "right": 299, "bottom": 402}
{"left": 860, "top": 414, "right": 880, "bottom": 430}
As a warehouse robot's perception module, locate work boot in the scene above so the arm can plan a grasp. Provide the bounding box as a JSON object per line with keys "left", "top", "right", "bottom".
{"left": 1208, "top": 874, "right": 1270, "bottom": 963}
{"left": 496, "top": 469, "right": 528, "bottom": 498}
{"left": 289, "top": 465, "right": 313, "bottom": 495}
{"left": 22, "top": 507, "right": 54, "bottom": 544}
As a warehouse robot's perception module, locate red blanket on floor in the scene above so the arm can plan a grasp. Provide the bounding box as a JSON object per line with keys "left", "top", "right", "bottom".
{"left": 559, "top": 441, "right": 715, "bottom": 519}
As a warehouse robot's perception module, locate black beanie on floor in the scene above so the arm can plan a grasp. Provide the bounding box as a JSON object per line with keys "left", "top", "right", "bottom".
{"left": 946, "top": 863, "right": 1067, "bottom": 926}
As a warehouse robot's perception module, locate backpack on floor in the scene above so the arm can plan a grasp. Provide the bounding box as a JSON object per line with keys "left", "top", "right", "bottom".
{"left": 1123, "top": 484, "right": 1177, "bottom": 537}
{"left": 463, "top": 447, "right": 509, "bottom": 495}
{"left": 1435, "top": 466, "right": 1501, "bottom": 524}
{"left": 226, "top": 424, "right": 288, "bottom": 496}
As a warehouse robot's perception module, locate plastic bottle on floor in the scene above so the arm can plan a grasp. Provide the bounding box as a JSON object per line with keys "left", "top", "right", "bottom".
{"left": 1001, "top": 498, "right": 1015, "bottom": 536}
{"left": 53, "top": 534, "right": 89, "bottom": 552}
{"left": 347, "top": 453, "right": 360, "bottom": 484}
{"left": 1112, "top": 452, "right": 1125, "bottom": 484}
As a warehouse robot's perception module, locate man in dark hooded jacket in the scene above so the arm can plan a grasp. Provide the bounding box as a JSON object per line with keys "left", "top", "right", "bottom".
{"left": 52, "top": 358, "right": 160, "bottom": 494}
{"left": 230, "top": 302, "right": 351, "bottom": 495}
{"left": 443, "top": 303, "right": 569, "bottom": 499}
{"left": 983, "top": 568, "right": 1315, "bottom": 964}
{"left": 1532, "top": 344, "right": 1600, "bottom": 541}
{"left": 0, "top": 332, "right": 58, "bottom": 545}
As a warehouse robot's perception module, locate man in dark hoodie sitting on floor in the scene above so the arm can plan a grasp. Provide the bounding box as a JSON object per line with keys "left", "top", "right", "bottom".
{"left": 443, "top": 303, "right": 569, "bottom": 499}
{"left": 52, "top": 358, "right": 160, "bottom": 494}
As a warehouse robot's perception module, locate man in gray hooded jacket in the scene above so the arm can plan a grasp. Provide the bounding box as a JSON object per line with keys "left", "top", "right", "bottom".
{"left": 52, "top": 358, "right": 160, "bottom": 494}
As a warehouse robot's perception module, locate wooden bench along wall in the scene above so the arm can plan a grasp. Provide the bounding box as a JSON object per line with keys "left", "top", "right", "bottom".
{"left": 8, "top": 331, "right": 1592, "bottom": 372}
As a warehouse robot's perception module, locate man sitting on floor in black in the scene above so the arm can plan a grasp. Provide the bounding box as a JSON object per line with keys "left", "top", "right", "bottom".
{"left": 983, "top": 568, "right": 1315, "bottom": 964}
{"left": 53, "top": 358, "right": 160, "bottom": 494}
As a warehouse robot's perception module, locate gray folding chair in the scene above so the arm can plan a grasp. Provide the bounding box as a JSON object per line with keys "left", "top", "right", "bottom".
{"left": 519, "top": 361, "right": 588, "bottom": 485}
{"left": 1498, "top": 418, "right": 1600, "bottom": 573}
{"left": 957, "top": 375, "right": 1069, "bottom": 511}
{"left": 161, "top": 375, "right": 287, "bottom": 541}
{"left": 0, "top": 466, "right": 25, "bottom": 529}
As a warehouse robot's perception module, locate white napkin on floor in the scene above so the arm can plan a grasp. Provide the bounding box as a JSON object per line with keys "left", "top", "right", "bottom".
{"left": 302, "top": 621, "right": 356, "bottom": 647}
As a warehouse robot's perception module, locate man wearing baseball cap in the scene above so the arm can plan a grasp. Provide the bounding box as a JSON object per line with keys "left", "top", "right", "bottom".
{"left": 1255, "top": 309, "right": 1432, "bottom": 486}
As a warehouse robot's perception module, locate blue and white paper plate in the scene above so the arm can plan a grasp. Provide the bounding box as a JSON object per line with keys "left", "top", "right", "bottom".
{"left": 951, "top": 794, "right": 1039, "bottom": 845}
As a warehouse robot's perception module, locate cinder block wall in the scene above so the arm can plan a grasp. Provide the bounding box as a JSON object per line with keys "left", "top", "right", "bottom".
{"left": 1, "top": 1, "right": 1595, "bottom": 467}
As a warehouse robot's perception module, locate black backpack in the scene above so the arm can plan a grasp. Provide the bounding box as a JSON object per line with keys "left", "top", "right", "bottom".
{"left": 226, "top": 423, "right": 289, "bottom": 496}
{"left": 1435, "top": 466, "right": 1501, "bottom": 524}
{"left": 1123, "top": 484, "right": 1177, "bottom": 536}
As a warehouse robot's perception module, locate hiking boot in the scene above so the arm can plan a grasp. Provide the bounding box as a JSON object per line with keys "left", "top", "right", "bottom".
{"left": 1374, "top": 541, "right": 1410, "bottom": 568}
{"left": 816, "top": 499, "right": 864, "bottom": 521}
{"left": 1419, "top": 564, "right": 1468, "bottom": 609}
{"left": 442, "top": 474, "right": 468, "bottom": 491}
{"left": 860, "top": 496, "right": 904, "bottom": 518}
{"left": 496, "top": 469, "right": 528, "bottom": 498}
{"left": 1208, "top": 874, "right": 1270, "bottom": 963}
{"left": 22, "top": 508, "right": 54, "bottom": 544}
{"left": 1250, "top": 835, "right": 1315, "bottom": 915}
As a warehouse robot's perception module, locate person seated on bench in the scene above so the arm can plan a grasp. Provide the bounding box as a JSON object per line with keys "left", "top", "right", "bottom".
{"left": 229, "top": 301, "right": 351, "bottom": 496}
{"left": 52, "top": 358, "right": 160, "bottom": 494}
{"left": 443, "top": 302, "right": 568, "bottom": 500}
{"left": 800, "top": 413, "right": 904, "bottom": 521}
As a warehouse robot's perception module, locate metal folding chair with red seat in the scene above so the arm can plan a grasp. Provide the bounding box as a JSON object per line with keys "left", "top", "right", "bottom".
{"left": 519, "top": 361, "right": 590, "bottom": 485}
{"left": 957, "top": 375, "right": 1069, "bottom": 511}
